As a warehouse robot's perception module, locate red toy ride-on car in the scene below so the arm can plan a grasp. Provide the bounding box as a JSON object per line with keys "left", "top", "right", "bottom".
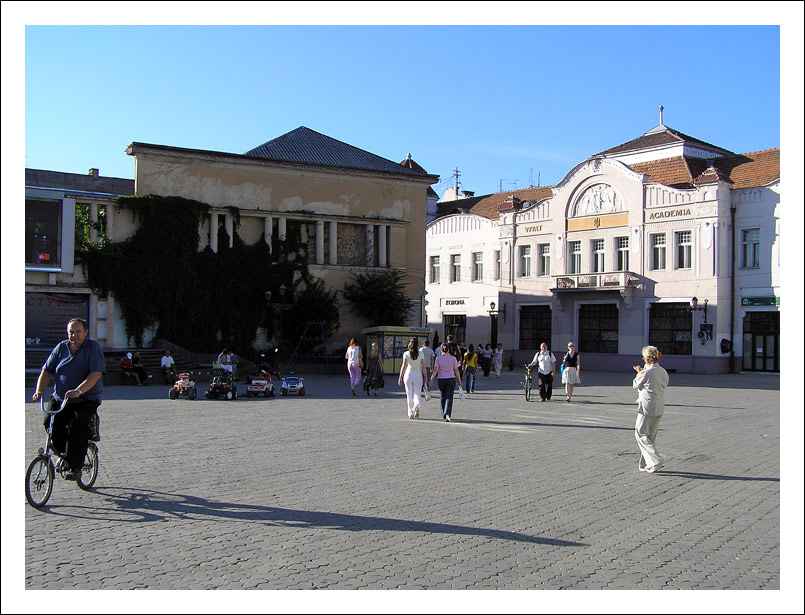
{"left": 169, "top": 373, "right": 197, "bottom": 400}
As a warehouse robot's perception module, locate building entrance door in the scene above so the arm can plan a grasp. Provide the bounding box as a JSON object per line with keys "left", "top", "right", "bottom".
{"left": 490, "top": 314, "right": 498, "bottom": 348}
{"left": 742, "top": 311, "right": 779, "bottom": 372}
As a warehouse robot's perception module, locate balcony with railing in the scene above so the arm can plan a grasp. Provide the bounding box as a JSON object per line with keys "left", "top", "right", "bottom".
{"left": 553, "top": 271, "right": 640, "bottom": 291}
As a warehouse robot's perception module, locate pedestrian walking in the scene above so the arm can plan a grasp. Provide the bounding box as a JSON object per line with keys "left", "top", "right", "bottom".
{"left": 345, "top": 338, "right": 363, "bottom": 396}
{"left": 418, "top": 339, "right": 435, "bottom": 399}
{"left": 492, "top": 343, "right": 504, "bottom": 378}
{"left": 481, "top": 343, "right": 493, "bottom": 377}
{"left": 399, "top": 338, "right": 427, "bottom": 419}
{"left": 462, "top": 344, "right": 478, "bottom": 393}
{"left": 561, "top": 342, "right": 581, "bottom": 402}
{"left": 528, "top": 342, "right": 556, "bottom": 401}
{"left": 363, "top": 342, "right": 385, "bottom": 396}
{"left": 430, "top": 343, "right": 463, "bottom": 422}
{"left": 633, "top": 345, "right": 670, "bottom": 473}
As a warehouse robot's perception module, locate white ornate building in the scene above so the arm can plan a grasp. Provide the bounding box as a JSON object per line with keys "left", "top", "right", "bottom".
{"left": 426, "top": 119, "right": 780, "bottom": 374}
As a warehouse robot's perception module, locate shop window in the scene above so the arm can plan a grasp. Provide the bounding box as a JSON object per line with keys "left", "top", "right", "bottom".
{"left": 579, "top": 304, "right": 619, "bottom": 353}
{"left": 519, "top": 305, "right": 551, "bottom": 350}
{"left": 26, "top": 199, "right": 62, "bottom": 268}
{"left": 648, "top": 302, "right": 692, "bottom": 355}
{"left": 445, "top": 314, "right": 466, "bottom": 344}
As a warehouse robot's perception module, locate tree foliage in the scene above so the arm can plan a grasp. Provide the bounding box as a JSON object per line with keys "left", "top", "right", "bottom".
{"left": 343, "top": 269, "right": 411, "bottom": 327}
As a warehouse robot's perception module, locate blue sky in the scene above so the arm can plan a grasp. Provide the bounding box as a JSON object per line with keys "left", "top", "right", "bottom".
{"left": 12, "top": 14, "right": 792, "bottom": 198}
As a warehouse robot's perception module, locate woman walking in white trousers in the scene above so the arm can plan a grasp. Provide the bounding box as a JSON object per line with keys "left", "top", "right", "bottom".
{"left": 399, "top": 338, "right": 427, "bottom": 419}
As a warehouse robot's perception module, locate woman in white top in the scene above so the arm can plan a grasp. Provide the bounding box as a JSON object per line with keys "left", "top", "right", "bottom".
{"left": 345, "top": 338, "right": 363, "bottom": 396}
{"left": 398, "top": 338, "right": 427, "bottom": 419}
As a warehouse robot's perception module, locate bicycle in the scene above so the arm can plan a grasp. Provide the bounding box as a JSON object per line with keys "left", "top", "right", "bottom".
{"left": 25, "top": 397, "right": 99, "bottom": 509}
{"left": 522, "top": 364, "right": 533, "bottom": 401}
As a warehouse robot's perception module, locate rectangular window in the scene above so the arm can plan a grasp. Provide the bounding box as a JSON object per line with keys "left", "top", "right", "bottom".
{"left": 450, "top": 254, "right": 461, "bottom": 283}
{"left": 494, "top": 250, "right": 501, "bottom": 281}
{"left": 650, "top": 233, "right": 666, "bottom": 271}
{"left": 26, "top": 199, "right": 62, "bottom": 268}
{"left": 429, "top": 256, "right": 440, "bottom": 284}
{"left": 472, "top": 252, "right": 483, "bottom": 282}
{"left": 569, "top": 241, "right": 581, "bottom": 274}
{"left": 592, "top": 239, "right": 605, "bottom": 273}
{"left": 538, "top": 243, "right": 550, "bottom": 277}
{"left": 616, "top": 236, "right": 629, "bottom": 271}
{"left": 519, "top": 305, "right": 551, "bottom": 350}
{"left": 518, "top": 245, "right": 532, "bottom": 278}
{"left": 741, "top": 228, "right": 760, "bottom": 269}
{"left": 579, "top": 304, "right": 619, "bottom": 353}
{"left": 675, "top": 230, "right": 692, "bottom": 269}
{"left": 649, "top": 302, "right": 693, "bottom": 355}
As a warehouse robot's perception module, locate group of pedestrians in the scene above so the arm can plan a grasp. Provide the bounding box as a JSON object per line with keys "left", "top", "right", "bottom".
{"left": 28, "top": 319, "right": 671, "bottom": 496}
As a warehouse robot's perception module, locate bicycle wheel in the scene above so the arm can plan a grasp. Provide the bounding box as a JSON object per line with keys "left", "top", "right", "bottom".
{"left": 25, "top": 455, "right": 54, "bottom": 508}
{"left": 525, "top": 379, "right": 532, "bottom": 402}
{"left": 77, "top": 442, "right": 99, "bottom": 490}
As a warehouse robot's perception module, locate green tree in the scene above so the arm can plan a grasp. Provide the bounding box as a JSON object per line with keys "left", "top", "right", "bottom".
{"left": 343, "top": 269, "right": 411, "bottom": 327}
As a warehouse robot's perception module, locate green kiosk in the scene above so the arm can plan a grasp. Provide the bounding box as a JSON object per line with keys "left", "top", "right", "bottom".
{"left": 362, "top": 326, "right": 434, "bottom": 375}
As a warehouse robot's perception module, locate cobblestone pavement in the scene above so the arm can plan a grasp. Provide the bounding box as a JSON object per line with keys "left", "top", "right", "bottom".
{"left": 15, "top": 368, "right": 796, "bottom": 603}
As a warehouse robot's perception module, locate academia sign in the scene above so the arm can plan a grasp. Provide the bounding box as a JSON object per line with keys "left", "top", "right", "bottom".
{"left": 647, "top": 208, "right": 693, "bottom": 221}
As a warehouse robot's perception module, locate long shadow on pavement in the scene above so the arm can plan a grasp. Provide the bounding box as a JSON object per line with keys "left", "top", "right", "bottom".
{"left": 450, "top": 417, "right": 632, "bottom": 431}
{"left": 38, "top": 487, "right": 587, "bottom": 547}
{"left": 653, "top": 471, "right": 779, "bottom": 482}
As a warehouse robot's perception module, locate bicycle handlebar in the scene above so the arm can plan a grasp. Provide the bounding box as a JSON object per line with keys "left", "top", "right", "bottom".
{"left": 40, "top": 397, "right": 70, "bottom": 415}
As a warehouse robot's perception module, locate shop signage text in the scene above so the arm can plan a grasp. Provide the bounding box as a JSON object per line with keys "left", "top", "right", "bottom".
{"left": 648, "top": 208, "right": 692, "bottom": 220}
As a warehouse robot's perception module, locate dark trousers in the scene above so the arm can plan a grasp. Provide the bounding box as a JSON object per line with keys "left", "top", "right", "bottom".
{"left": 50, "top": 398, "right": 99, "bottom": 472}
{"left": 437, "top": 378, "right": 457, "bottom": 417}
{"left": 538, "top": 372, "right": 554, "bottom": 400}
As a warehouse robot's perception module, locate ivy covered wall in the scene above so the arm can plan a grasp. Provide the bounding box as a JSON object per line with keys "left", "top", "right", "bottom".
{"left": 77, "top": 195, "right": 339, "bottom": 355}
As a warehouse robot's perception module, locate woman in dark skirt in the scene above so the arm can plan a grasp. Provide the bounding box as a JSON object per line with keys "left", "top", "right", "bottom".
{"left": 363, "top": 342, "right": 385, "bottom": 396}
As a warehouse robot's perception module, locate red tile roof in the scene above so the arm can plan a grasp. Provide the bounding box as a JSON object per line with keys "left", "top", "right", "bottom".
{"left": 436, "top": 187, "right": 554, "bottom": 220}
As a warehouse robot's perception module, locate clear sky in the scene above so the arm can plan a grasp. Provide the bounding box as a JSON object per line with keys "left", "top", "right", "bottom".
{"left": 10, "top": 8, "right": 795, "bottom": 198}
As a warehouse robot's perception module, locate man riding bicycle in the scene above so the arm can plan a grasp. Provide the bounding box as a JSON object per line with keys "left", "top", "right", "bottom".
{"left": 32, "top": 318, "right": 105, "bottom": 481}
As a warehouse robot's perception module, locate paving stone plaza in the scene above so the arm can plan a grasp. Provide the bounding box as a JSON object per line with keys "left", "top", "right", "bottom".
{"left": 13, "top": 368, "right": 802, "bottom": 610}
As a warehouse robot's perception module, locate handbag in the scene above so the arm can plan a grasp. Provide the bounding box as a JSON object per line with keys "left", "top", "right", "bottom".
{"left": 358, "top": 357, "right": 364, "bottom": 368}
{"left": 459, "top": 387, "right": 465, "bottom": 401}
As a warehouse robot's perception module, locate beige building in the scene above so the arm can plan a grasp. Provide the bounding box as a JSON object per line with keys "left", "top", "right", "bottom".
{"left": 126, "top": 127, "right": 438, "bottom": 346}
{"left": 427, "top": 118, "right": 780, "bottom": 374}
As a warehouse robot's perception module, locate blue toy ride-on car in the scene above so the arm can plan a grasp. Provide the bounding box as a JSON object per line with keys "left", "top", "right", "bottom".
{"left": 280, "top": 373, "right": 305, "bottom": 396}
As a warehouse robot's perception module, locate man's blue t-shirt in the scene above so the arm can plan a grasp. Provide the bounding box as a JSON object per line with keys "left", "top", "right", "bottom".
{"left": 42, "top": 338, "right": 106, "bottom": 402}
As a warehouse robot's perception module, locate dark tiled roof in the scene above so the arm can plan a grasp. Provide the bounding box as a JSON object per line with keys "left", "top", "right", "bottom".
{"left": 436, "top": 186, "right": 554, "bottom": 220}
{"left": 597, "top": 126, "right": 733, "bottom": 157}
{"left": 26, "top": 168, "right": 135, "bottom": 196}
{"left": 245, "top": 126, "right": 430, "bottom": 178}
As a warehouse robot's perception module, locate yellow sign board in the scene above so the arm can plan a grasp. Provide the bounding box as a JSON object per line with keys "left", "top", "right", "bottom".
{"left": 567, "top": 212, "right": 629, "bottom": 232}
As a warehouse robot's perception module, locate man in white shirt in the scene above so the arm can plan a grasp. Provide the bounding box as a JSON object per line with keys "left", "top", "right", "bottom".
{"left": 528, "top": 342, "right": 556, "bottom": 401}
{"left": 419, "top": 339, "right": 435, "bottom": 397}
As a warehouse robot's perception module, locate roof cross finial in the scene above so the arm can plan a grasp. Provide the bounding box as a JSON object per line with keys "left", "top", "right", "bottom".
{"left": 659, "top": 105, "right": 665, "bottom": 126}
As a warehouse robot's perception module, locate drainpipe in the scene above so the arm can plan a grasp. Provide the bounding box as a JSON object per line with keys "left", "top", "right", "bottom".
{"left": 729, "top": 206, "right": 736, "bottom": 374}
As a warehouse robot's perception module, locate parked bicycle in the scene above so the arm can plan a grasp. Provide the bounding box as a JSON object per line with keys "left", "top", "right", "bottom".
{"left": 25, "top": 397, "right": 99, "bottom": 508}
{"left": 522, "top": 364, "right": 533, "bottom": 401}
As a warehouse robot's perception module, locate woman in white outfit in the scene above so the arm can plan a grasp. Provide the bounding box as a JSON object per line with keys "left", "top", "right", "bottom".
{"left": 398, "top": 338, "right": 427, "bottom": 419}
